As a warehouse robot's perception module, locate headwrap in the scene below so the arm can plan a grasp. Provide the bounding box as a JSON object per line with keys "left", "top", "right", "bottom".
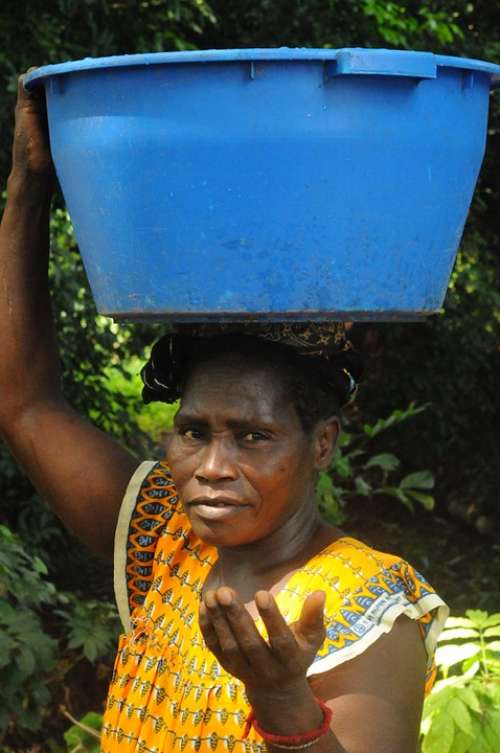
{"left": 140, "top": 322, "right": 362, "bottom": 407}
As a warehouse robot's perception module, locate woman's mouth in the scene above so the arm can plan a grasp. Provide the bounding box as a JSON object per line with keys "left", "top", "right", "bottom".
{"left": 187, "top": 498, "right": 250, "bottom": 521}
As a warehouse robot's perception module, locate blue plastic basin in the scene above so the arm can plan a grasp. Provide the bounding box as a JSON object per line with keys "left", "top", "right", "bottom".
{"left": 26, "top": 48, "right": 500, "bottom": 321}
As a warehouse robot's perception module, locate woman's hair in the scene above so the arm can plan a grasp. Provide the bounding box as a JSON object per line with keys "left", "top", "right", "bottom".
{"left": 144, "top": 334, "right": 362, "bottom": 433}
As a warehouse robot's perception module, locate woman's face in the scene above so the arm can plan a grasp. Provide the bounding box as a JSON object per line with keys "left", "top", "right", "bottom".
{"left": 166, "top": 356, "right": 332, "bottom": 549}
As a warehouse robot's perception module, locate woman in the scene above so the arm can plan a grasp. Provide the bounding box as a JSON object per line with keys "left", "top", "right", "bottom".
{"left": 0, "top": 75, "right": 447, "bottom": 752}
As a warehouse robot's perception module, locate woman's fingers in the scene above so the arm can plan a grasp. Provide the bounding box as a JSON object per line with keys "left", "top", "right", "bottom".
{"left": 201, "top": 589, "right": 241, "bottom": 652}
{"left": 200, "top": 588, "right": 272, "bottom": 679}
{"left": 255, "top": 590, "right": 326, "bottom": 653}
{"left": 200, "top": 587, "right": 326, "bottom": 686}
{"left": 13, "top": 68, "right": 54, "bottom": 178}
{"left": 295, "top": 590, "right": 326, "bottom": 647}
{"left": 255, "top": 591, "right": 297, "bottom": 661}
{"left": 214, "top": 588, "right": 272, "bottom": 666}
{"left": 198, "top": 600, "right": 221, "bottom": 650}
{"left": 17, "top": 69, "right": 43, "bottom": 104}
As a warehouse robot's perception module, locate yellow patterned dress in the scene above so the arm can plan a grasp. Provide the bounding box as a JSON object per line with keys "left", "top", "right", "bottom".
{"left": 102, "top": 460, "right": 448, "bottom": 752}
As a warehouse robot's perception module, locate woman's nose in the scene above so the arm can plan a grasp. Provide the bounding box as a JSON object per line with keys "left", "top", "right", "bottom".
{"left": 195, "top": 439, "right": 237, "bottom": 482}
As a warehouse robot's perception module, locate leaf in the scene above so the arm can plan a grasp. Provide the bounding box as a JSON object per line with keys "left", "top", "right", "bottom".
{"left": 460, "top": 658, "right": 480, "bottom": 677}
{"left": 83, "top": 638, "right": 97, "bottom": 663}
{"left": 435, "top": 643, "right": 480, "bottom": 669}
{"left": 354, "top": 477, "right": 372, "bottom": 496}
{"left": 483, "top": 712, "right": 500, "bottom": 751}
{"left": 338, "top": 431, "right": 352, "bottom": 448}
{"left": 451, "top": 734, "right": 475, "bottom": 753}
{"left": 0, "top": 630, "right": 15, "bottom": 668}
{"left": 64, "top": 720, "right": 101, "bottom": 753}
{"left": 484, "top": 613, "right": 500, "bottom": 628}
{"left": 458, "top": 687, "right": 482, "bottom": 714}
{"left": 484, "top": 658, "right": 500, "bottom": 674}
{"left": 422, "top": 710, "right": 455, "bottom": 753}
{"left": 438, "top": 628, "right": 480, "bottom": 642}
{"left": 485, "top": 640, "right": 500, "bottom": 652}
{"left": 465, "top": 610, "right": 489, "bottom": 628}
{"left": 468, "top": 723, "right": 494, "bottom": 753}
{"left": 406, "top": 490, "right": 435, "bottom": 510}
{"left": 317, "top": 472, "right": 334, "bottom": 498}
{"left": 470, "top": 714, "right": 494, "bottom": 749}
{"left": 445, "top": 617, "right": 474, "bottom": 629}
{"left": 420, "top": 714, "right": 432, "bottom": 735}
{"left": 32, "top": 557, "right": 48, "bottom": 575}
{"left": 334, "top": 455, "right": 353, "bottom": 479}
{"left": 17, "top": 705, "right": 43, "bottom": 732}
{"left": 16, "top": 647, "right": 35, "bottom": 676}
{"left": 364, "top": 453, "right": 400, "bottom": 472}
{"left": 484, "top": 626, "right": 500, "bottom": 638}
{"left": 0, "top": 600, "right": 16, "bottom": 622}
{"left": 377, "top": 486, "right": 414, "bottom": 510}
{"left": 447, "top": 696, "right": 472, "bottom": 735}
{"left": 400, "top": 470, "right": 434, "bottom": 490}
{"left": 362, "top": 403, "right": 427, "bottom": 438}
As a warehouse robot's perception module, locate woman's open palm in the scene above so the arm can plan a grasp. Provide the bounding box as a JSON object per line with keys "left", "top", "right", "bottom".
{"left": 198, "top": 586, "right": 326, "bottom": 694}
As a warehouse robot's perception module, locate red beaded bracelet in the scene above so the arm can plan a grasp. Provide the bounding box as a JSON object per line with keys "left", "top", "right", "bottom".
{"left": 243, "top": 697, "right": 333, "bottom": 747}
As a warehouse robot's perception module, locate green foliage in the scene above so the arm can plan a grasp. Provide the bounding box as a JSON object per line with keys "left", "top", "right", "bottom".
{"left": 0, "top": 525, "right": 119, "bottom": 741}
{"left": 56, "top": 597, "right": 122, "bottom": 664}
{"left": 0, "top": 526, "right": 58, "bottom": 733}
{"left": 48, "top": 206, "right": 152, "bottom": 441}
{"left": 318, "top": 404, "right": 435, "bottom": 523}
{"left": 421, "top": 611, "right": 500, "bottom": 753}
{"left": 63, "top": 711, "right": 102, "bottom": 753}
{"left": 363, "top": 0, "right": 464, "bottom": 47}
{"left": 205, "top": 0, "right": 469, "bottom": 52}
{"left": 102, "top": 356, "right": 178, "bottom": 446}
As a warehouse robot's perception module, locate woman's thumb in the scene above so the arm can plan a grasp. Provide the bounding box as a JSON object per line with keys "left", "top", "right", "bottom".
{"left": 297, "top": 591, "right": 326, "bottom": 643}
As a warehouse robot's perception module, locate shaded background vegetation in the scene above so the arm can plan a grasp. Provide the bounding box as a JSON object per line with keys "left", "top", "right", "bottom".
{"left": 0, "top": 1, "right": 499, "bottom": 750}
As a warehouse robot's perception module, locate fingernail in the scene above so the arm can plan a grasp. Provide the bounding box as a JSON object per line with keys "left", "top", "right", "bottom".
{"left": 256, "top": 591, "right": 271, "bottom": 609}
{"left": 204, "top": 590, "right": 217, "bottom": 608}
{"left": 217, "top": 588, "right": 233, "bottom": 606}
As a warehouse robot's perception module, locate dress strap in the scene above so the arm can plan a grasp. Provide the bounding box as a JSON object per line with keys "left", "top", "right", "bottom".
{"left": 113, "top": 460, "right": 177, "bottom": 632}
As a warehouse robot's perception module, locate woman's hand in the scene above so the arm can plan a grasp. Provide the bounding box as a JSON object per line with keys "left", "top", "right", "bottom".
{"left": 199, "top": 586, "right": 326, "bottom": 695}
{"left": 11, "top": 70, "right": 54, "bottom": 180}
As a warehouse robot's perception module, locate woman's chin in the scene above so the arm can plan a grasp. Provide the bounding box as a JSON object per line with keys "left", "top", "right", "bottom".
{"left": 186, "top": 510, "right": 258, "bottom": 549}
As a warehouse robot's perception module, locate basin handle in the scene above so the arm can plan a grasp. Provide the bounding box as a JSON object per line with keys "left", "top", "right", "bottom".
{"left": 325, "top": 49, "right": 437, "bottom": 80}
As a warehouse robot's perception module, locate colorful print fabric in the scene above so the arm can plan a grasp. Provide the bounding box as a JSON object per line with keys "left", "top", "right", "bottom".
{"left": 102, "top": 460, "right": 448, "bottom": 752}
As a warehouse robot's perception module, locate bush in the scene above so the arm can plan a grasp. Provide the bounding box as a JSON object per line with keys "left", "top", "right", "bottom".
{"left": 421, "top": 610, "right": 500, "bottom": 753}
{"left": 318, "top": 404, "right": 435, "bottom": 524}
{"left": 0, "top": 525, "right": 58, "bottom": 734}
{"left": 0, "top": 525, "right": 120, "bottom": 747}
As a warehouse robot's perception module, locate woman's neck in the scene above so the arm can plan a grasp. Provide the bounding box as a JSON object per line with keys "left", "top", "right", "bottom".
{"left": 215, "top": 500, "right": 329, "bottom": 581}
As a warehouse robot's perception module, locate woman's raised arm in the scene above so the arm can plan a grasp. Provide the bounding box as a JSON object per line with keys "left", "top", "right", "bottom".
{"left": 0, "top": 73, "right": 138, "bottom": 560}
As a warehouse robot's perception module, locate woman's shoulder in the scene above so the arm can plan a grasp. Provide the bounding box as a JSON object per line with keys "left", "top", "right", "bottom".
{"left": 278, "top": 534, "right": 448, "bottom": 693}
{"left": 302, "top": 534, "right": 447, "bottom": 632}
{"left": 313, "top": 534, "right": 433, "bottom": 589}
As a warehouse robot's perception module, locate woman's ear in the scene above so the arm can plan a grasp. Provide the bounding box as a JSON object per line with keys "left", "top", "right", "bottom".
{"left": 313, "top": 416, "right": 340, "bottom": 470}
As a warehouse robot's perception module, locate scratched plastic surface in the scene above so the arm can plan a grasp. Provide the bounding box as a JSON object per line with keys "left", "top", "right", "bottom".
{"left": 26, "top": 48, "right": 500, "bottom": 321}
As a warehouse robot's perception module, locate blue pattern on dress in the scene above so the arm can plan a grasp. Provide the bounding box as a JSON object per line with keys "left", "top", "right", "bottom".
{"left": 136, "top": 534, "right": 155, "bottom": 547}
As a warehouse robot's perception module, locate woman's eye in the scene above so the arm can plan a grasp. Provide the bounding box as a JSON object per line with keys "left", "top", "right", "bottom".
{"left": 181, "top": 428, "right": 204, "bottom": 440}
{"left": 241, "top": 432, "right": 268, "bottom": 442}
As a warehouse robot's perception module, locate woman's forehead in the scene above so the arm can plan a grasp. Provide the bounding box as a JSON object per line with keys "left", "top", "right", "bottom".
{"left": 179, "top": 359, "right": 296, "bottom": 423}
